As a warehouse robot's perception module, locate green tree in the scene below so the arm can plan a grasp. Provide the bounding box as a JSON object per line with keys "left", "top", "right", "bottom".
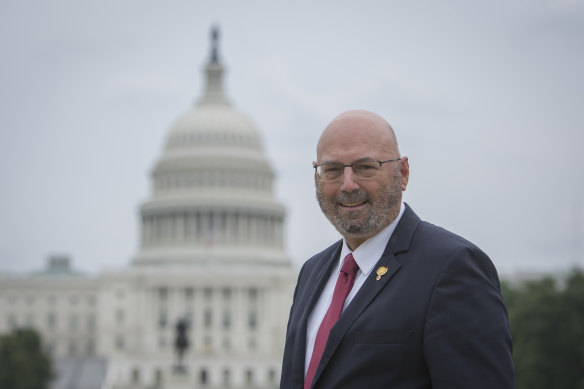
{"left": 0, "top": 328, "right": 53, "bottom": 389}
{"left": 502, "top": 269, "right": 584, "bottom": 389}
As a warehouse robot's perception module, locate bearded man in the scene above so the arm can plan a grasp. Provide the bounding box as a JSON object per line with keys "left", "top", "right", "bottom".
{"left": 280, "top": 110, "right": 514, "bottom": 389}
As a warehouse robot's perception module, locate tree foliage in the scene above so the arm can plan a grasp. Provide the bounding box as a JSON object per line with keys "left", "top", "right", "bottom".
{"left": 502, "top": 269, "right": 584, "bottom": 389}
{"left": 0, "top": 328, "right": 53, "bottom": 389}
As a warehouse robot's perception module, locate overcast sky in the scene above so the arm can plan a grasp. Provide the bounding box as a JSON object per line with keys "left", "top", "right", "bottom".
{"left": 1, "top": 0, "right": 583, "bottom": 277}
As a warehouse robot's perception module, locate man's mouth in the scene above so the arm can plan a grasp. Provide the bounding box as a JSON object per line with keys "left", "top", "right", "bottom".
{"left": 339, "top": 201, "right": 368, "bottom": 209}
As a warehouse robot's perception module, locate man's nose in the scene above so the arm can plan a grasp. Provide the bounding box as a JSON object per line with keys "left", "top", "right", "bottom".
{"left": 339, "top": 166, "right": 360, "bottom": 192}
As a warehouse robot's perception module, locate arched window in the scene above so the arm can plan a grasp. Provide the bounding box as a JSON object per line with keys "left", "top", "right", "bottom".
{"left": 131, "top": 368, "right": 140, "bottom": 384}
{"left": 155, "top": 369, "right": 163, "bottom": 386}
{"left": 222, "top": 368, "right": 231, "bottom": 386}
{"left": 246, "top": 369, "right": 254, "bottom": 386}
{"left": 200, "top": 368, "right": 208, "bottom": 385}
{"left": 268, "top": 368, "right": 277, "bottom": 384}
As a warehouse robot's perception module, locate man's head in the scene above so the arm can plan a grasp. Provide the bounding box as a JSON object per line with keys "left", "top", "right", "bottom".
{"left": 315, "top": 110, "right": 409, "bottom": 250}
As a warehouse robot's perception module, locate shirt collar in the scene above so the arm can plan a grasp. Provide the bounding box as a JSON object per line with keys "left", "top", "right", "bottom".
{"left": 339, "top": 202, "right": 406, "bottom": 276}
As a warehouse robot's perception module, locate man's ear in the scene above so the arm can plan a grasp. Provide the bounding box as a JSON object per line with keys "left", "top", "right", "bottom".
{"left": 400, "top": 157, "right": 410, "bottom": 191}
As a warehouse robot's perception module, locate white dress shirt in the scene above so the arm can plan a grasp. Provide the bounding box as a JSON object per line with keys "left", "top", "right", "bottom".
{"left": 304, "top": 202, "right": 406, "bottom": 375}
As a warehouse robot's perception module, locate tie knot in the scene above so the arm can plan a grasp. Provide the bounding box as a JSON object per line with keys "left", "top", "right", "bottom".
{"left": 341, "top": 253, "right": 359, "bottom": 277}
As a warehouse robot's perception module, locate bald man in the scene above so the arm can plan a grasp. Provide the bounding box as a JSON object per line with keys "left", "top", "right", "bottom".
{"left": 280, "top": 110, "right": 514, "bottom": 389}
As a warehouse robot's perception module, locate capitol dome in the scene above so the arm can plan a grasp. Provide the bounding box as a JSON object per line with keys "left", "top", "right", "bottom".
{"left": 166, "top": 106, "right": 263, "bottom": 153}
{"left": 133, "top": 28, "right": 288, "bottom": 268}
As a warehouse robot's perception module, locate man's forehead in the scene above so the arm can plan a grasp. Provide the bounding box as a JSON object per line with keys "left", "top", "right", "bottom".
{"left": 321, "top": 111, "right": 393, "bottom": 140}
{"left": 316, "top": 110, "right": 398, "bottom": 161}
{"left": 318, "top": 122, "right": 394, "bottom": 153}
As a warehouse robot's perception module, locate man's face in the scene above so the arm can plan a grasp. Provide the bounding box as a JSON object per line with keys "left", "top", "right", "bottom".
{"left": 316, "top": 163, "right": 403, "bottom": 238}
{"left": 315, "top": 112, "right": 409, "bottom": 248}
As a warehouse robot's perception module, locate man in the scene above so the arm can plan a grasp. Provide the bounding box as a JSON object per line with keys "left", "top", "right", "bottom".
{"left": 280, "top": 110, "right": 514, "bottom": 388}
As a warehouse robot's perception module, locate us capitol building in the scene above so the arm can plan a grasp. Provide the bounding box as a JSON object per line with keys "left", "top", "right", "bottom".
{"left": 0, "top": 28, "right": 297, "bottom": 389}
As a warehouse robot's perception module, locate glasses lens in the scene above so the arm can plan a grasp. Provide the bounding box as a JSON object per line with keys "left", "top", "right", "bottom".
{"left": 318, "top": 163, "right": 343, "bottom": 181}
{"left": 317, "top": 161, "right": 383, "bottom": 181}
{"left": 353, "top": 161, "right": 381, "bottom": 178}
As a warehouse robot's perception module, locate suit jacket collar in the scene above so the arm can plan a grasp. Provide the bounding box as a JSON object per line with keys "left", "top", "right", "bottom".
{"left": 309, "top": 203, "right": 421, "bottom": 388}
{"left": 291, "top": 241, "right": 342, "bottom": 388}
{"left": 387, "top": 203, "right": 421, "bottom": 255}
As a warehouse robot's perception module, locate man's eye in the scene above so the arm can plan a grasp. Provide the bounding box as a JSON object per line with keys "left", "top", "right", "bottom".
{"left": 355, "top": 163, "right": 377, "bottom": 171}
{"left": 323, "top": 166, "right": 342, "bottom": 175}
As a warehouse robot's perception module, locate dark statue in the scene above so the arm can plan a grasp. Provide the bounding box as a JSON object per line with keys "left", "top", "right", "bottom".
{"left": 174, "top": 318, "right": 190, "bottom": 373}
{"left": 210, "top": 26, "right": 220, "bottom": 64}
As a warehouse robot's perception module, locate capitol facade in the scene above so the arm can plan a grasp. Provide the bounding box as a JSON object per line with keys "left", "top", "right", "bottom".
{"left": 0, "top": 28, "right": 297, "bottom": 389}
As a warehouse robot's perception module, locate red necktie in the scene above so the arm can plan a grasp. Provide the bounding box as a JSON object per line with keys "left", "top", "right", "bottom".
{"left": 304, "top": 253, "right": 359, "bottom": 389}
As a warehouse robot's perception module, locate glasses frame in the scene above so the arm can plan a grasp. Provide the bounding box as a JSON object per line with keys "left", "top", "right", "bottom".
{"left": 313, "top": 158, "right": 401, "bottom": 182}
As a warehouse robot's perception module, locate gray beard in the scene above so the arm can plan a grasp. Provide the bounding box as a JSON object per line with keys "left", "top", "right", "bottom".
{"left": 316, "top": 176, "right": 402, "bottom": 240}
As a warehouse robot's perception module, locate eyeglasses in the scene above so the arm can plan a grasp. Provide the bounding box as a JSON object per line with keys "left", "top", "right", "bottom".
{"left": 313, "top": 158, "right": 401, "bottom": 182}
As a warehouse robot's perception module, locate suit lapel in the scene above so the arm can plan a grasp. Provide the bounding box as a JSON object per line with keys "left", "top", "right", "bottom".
{"left": 299, "top": 242, "right": 343, "bottom": 323}
{"left": 310, "top": 204, "right": 421, "bottom": 388}
{"left": 292, "top": 241, "right": 342, "bottom": 387}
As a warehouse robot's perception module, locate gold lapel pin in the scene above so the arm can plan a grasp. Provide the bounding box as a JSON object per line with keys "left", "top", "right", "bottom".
{"left": 376, "top": 266, "right": 388, "bottom": 281}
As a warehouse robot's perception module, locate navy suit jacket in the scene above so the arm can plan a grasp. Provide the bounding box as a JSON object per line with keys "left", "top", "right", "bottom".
{"left": 280, "top": 204, "right": 514, "bottom": 389}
